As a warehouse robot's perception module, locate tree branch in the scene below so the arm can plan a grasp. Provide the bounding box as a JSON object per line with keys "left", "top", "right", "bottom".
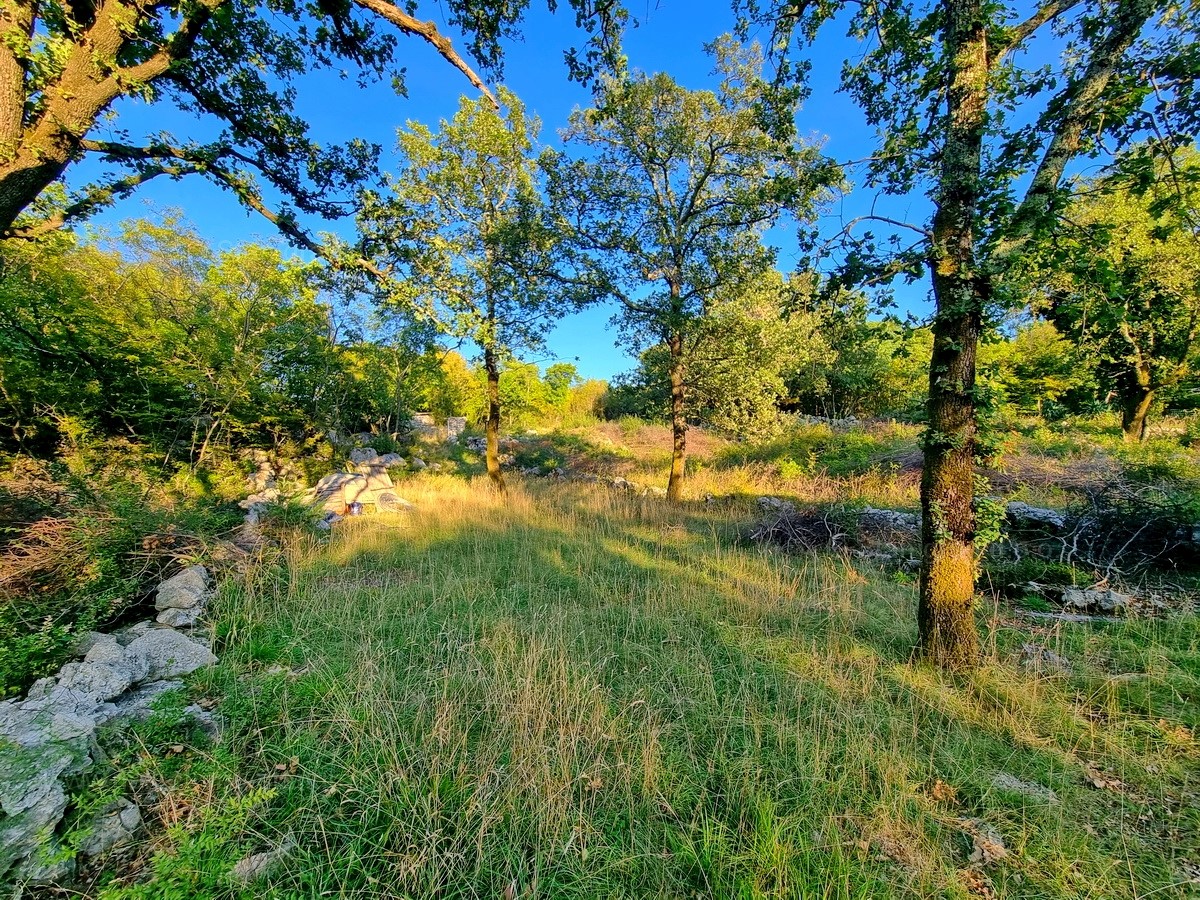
{"left": 348, "top": 0, "right": 497, "bottom": 108}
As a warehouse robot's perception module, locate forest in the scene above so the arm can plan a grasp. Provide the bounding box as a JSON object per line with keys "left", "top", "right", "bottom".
{"left": 0, "top": 0, "right": 1198, "bottom": 897}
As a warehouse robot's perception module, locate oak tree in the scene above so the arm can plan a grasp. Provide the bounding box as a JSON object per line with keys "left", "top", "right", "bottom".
{"left": 736, "top": 0, "right": 1200, "bottom": 667}
{"left": 549, "top": 38, "right": 834, "bottom": 500}
{"left": 0, "top": 0, "right": 625, "bottom": 244}
{"left": 1034, "top": 150, "right": 1200, "bottom": 440}
{"left": 358, "top": 88, "right": 574, "bottom": 492}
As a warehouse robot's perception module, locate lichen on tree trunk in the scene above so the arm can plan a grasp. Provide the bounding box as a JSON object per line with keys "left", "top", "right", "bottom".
{"left": 917, "top": 0, "right": 988, "bottom": 670}
{"left": 666, "top": 332, "right": 686, "bottom": 502}
{"left": 484, "top": 345, "right": 506, "bottom": 494}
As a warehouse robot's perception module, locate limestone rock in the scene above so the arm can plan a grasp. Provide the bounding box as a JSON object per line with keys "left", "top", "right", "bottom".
{"left": 377, "top": 453, "right": 406, "bottom": 467}
{"left": 239, "top": 487, "right": 280, "bottom": 510}
{"left": 1006, "top": 501, "right": 1066, "bottom": 532}
{"left": 156, "top": 605, "right": 202, "bottom": 628}
{"left": 82, "top": 634, "right": 124, "bottom": 665}
{"left": 349, "top": 447, "right": 378, "bottom": 464}
{"left": 858, "top": 507, "right": 919, "bottom": 535}
{"left": 375, "top": 492, "right": 414, "bottom": 512}
{"left": 55, "top": 661, "right": 135, "bottom": 701}
{"left": 1061, "top": 587, "right": 1132, "bottom": 614}
{"left": 79, "top": 798, "right": 141, "bottom": 858}
{"left": 308, "top": 472, "right": 367, "bottom": 512}
{"left": 446, "top": 416, "right": 467, "bottom": 439}
{"left": 0, "top": 697, "right": 94, "bottom": 819}
{"left": 1, "top": 782, "right": 70, "bottom": 877}
{"left": 155, "top": 565, "right": 209, "bottom": 610}
{"left": 124, "top": 629, "right": 216, "bottom": 681}
{"left": 230, "top": 839, "right": 295, "bottom": 884}
{"left": 991, "top": 772, "right": 1059, "bottom": 804}
{"left": 315, "top": 511, "right": 342, "bottom": 531}
{"left": 355, "top": 464, "right": 393, "bottom": 492}
{"left": 757, "top": 496, "right": 797, "bottom": 515}
{"left": 95, "top": 679, "right": 184, "bottom": 726}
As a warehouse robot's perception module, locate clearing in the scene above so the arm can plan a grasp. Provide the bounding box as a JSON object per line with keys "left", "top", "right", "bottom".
{"left": 98, "top": 472, "right": 1199, "bottom": 899}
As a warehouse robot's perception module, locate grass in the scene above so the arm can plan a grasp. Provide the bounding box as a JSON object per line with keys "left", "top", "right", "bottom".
{"left": 93, "top": 474, "right": 1199, "bottom": 899}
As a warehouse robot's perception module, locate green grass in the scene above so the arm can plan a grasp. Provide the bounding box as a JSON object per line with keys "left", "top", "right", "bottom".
{"left": 91, "top": 475, "right": 1200, "bottom": 899}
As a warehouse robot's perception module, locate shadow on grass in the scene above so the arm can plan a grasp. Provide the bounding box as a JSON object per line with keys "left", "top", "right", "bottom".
{"left": 199, "top": 479, "right": 1198, "bottom": 900}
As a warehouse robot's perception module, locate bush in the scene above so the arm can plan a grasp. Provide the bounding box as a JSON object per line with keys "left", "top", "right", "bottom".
{"left": 0, "top": 441, "right": 242, "bottom": 697}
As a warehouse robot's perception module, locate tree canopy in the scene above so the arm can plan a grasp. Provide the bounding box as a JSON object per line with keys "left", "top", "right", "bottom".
{"left": 0, "top": 0, "right": 627, "bottom": 245}
{"left": 549, "top": 38, "right": 836, "bottom": 499}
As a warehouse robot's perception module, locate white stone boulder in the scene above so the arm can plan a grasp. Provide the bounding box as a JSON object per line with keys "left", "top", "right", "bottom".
{"left": 1006, "top": 501, "right": 1067, "bottom": 531}
{"left": 155, "top": 566, "right": 209, "bottom": 610}
{"left": 124, "top": 629, "right": 217, "bottom": 681}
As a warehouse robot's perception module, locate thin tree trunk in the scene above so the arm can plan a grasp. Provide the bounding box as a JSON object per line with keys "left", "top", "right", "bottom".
{"left": 484, "top": 344, "right": 506, "bottom": 494}
{"left": 666, "top": 332, "right": 686, "bottom": 502}
{"left": 918, "top": 0, "right": 988, "bottom": 670}
{"left": 1121, "top": 386, "right": 1154, "bottom": 442}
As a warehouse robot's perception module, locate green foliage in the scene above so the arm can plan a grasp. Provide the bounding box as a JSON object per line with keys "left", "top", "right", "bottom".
{"left": 719, "top": 421, "right": 920, "bottom": 479}
{"left": 0, "top": 220, "right": 386, "bottom": 458}
{"left": 1027, "top": 146, "right": 1200, "bottom": 437}
{"left": 785, "top": 286, "right": 931, "bottom": 421}
{"left": 141, "top": 477, "right": 1200, "bottom": 899}
{"left": 0, "top": 439, "right": 241, "bottom": 696}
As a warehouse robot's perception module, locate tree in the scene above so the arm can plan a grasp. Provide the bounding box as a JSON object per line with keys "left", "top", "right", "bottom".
{"left": 737, "top": 0, "right": 1200, "bottom": 667}
{"left": 782, "top": 281, "right": 930, "bottom": 421}
{"left": 606, "top": 270, "right": 798, "bottom": 437}
{"left": 978, "top": 320, "right": 1093, "bottom": 419}
{"left": 359, "top": 88, "right": 576, "bottom": 492}
{"left": 0, "top": 0, "right": 625, "bottom": 244}
{"left": 0, "top": 219, "right": 364, "bottom": 457}
{"left": 549, "top": 38, "right": 834, "bottom": 500}
{"left": 1033, "top": 151, "right": 1200, "bottom": 439}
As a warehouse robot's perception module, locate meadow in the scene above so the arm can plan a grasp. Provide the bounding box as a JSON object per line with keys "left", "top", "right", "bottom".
{"left": 72, "top": 427, "right": 1199, "bottom": 899}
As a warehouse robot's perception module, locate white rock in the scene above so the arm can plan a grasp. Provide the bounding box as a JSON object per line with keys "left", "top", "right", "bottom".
{"left": 348, "top": 447, "right": 378, "bottom": 464}
{"left": 992, "top": 772, "right": 1059, "bottom": 804}
{"left": 95, "top": 679, "right": 184, "bottom": 725}
{"left": 124, "top": 629, "right": 217, "bottom": 681}
{"left": 230, "top": 840, "right": 295, "bottom": 883}
{"left": 858, "top": 507, "right": 920, "bottom": 533}
{"left": 238, "top": 488, "right": 280, "bottom": 510}
{"left": 1061, "top": 587, "right": 1132, "bottom": 614}
{"left": 55, "top": 661, "right": 134, "bottom": 701}
{"left": 83, "top": 634, "right": 125, "bottom": 665}
{"left": 1006, "top": 501, "right": 1066, "bottom": 531}
{"left": 79, "top": 798, "right": 141, "bottom": 857}
{"left": 410, "top": 457, "right": 427, "bottom": 470}
{"left": 155, "top": 565, "right": 209, "bottom": 610}
{"left": 156, "top": 606, "right": 202, "bottom": 628}
{"left": 0, "top": 782, "right": 69, "bottom": 878}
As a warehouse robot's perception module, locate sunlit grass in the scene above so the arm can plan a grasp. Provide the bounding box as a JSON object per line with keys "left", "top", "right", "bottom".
{"left": 120, "top": 474, "right": 1200, "bottom": 899}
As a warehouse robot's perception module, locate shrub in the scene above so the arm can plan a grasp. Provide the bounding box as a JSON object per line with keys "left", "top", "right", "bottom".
{"left": 0, "top": 441, "right": 241, "bottom": 697}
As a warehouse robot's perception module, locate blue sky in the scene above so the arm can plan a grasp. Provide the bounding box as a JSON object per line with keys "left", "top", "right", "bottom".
{"left": 80, "top": 0, "right": 925, "bottom": 381}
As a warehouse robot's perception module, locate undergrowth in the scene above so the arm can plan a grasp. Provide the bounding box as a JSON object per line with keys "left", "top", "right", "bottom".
{"left": 97, "top": 476, "right": 1199, "bottom": 899}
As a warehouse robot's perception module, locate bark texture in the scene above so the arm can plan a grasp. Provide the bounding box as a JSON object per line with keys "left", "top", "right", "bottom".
{"left": 918, "top": 0, "right": 988, "bottom": 669}
{"left": 484, "top": 345, "right": 506, "bottom": 493}
{"left": 666, "top": 331, "right": 687, "bottom": 502}
{"left": 1120, "top": 384, "right": 1154, "bottom": 442}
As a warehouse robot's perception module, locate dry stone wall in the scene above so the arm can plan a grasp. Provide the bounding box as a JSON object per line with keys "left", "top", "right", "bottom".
{"left": 0, "top": 566, "right": 218, "bottom": 886}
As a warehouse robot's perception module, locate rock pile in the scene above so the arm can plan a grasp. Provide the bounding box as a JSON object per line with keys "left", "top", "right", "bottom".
{"left": 0, "top": 567, "right": 219, "bottom": 886}
{"left": 299, "top": 449, "right": 415, "bottom": 526}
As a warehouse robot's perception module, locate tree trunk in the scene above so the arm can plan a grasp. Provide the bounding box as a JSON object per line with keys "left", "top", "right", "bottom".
{"left": 666, "top": 332, "right": 686, "bottom": 502}
{"left": 1121, "top": 386, "right": 1154, "bottom": 442}
{"left": 917, "top": 0, "right": 988, "bottom": 670}
{"left": 484, "top": 345, "right": 506, "bottom": 494}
